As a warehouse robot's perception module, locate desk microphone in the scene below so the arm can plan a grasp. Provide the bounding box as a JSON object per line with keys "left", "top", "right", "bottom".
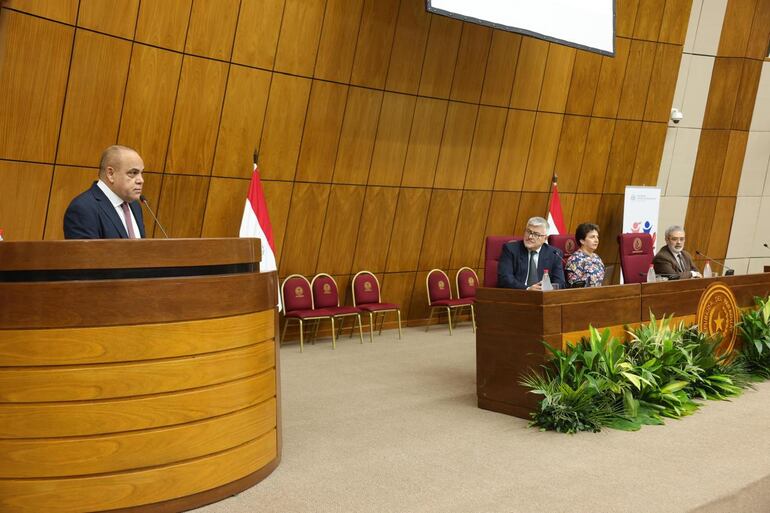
{"left": 695, "top": 250, "right": 733, "bottom": 275}
{"left": 140, "top": 195, "right": 169, "bottom": 238}
{"left": 764, "top": 243, "right": 769, "bottom": 250}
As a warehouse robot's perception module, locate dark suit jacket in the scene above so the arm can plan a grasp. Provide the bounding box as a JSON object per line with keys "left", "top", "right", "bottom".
{"left": 652, "top": 245, "right": 698, "bottom": 279}
{"left": 497, "top": 241, "right": 566, "bottom": 289}
{"left": 64, "top": 182, "right": 146, "bottom": 239}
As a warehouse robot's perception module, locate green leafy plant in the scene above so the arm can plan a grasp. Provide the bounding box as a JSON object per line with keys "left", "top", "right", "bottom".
{"left": 738, "top": 296, "right": 770, "bottom": 378}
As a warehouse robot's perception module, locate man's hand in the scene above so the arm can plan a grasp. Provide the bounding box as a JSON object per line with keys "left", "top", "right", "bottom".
{"left": 691, "top": 271, "right": 703, "bottom": 278}
{"left": 527, "top": 281, "right": 543, "bottom": 291}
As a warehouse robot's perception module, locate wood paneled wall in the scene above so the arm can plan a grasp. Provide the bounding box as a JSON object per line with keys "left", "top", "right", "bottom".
{"left": 684, "top": 0, "right": 770, "bottom": 267}
{"left": 0, "top": 0, "right": 692, "bottom": 326}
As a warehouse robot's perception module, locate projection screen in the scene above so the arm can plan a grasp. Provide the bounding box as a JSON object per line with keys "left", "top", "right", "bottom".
{"left": 426, "top": 0, "right": 615, "bottom": 56}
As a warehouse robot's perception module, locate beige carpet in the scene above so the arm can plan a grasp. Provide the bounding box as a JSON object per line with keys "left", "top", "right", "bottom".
{"left": 194, "top": 325, "right": 770, "bottom": 513}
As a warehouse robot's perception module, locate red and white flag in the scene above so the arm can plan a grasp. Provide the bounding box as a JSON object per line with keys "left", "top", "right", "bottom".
{"left": 240, "top": 163, "right": 281, "bottom": 310}
{"left": 546, "top": 181, "right": 566, "bottom": 236}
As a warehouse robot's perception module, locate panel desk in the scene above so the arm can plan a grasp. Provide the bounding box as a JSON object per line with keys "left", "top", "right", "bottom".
{"left": 476, "top": 274, "right": 770, "bottom": 420}
{"left": 0, "top": 238, "right": 279, "bottom": 513}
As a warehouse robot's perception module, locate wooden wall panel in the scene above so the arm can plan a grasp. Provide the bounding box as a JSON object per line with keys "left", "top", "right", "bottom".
{"left": 690, "top": 129, "right": 730, "bottom": 197}
{"left": 659, "top": 0, "right": 693, "bottom": 45}
{"left": 164, "top": 56, "right": 228, "bottom": 175}
{"left": 333, "top": 88, "right": 382, "bottom": 185}
{"left": 434, "top": 102, "right": 478, "bottom": 189}
{"left": 232, "top": 0, "right": 285, "bottom": 69}
{"left": 316, "top": 185, "right": 366, "bottom": 274}
{"left": 134, "top": 0, "right": 192, "bottom": 52}
{"left": 706, "top": 196, "right": 736, "bottom": 260}
{"left": 450, "top": 191, "right": 492, "bottom": 269}
{"left": 259, "top": 74, "right": 312, "bottom": 181}
{"left": 465, "top": 106, "right": 507, "bottom": 191}
{"left": 594, "top": 194, "right": 624, "bottom": 264}
{"left": 386, "top": 188, "right": 431, "bottom": 272}
{"left": 418, "top": 15, "right": 462, "bottom": 99}
{"left": 212, "top": 66, "right": 271, "bottom": 179}
{"left": 408, "top": 270, "right": 431, "bottom": 321}
{"left": 5, "top": 0, "right": 77, "bottom": 23}
{"left": 565, "top": 50, "right": 603, "bottom": 116}
{"left": 118, "top": 45, "right": 182, "bottom": 172}
{"left": 480, "top": 30, "right": 521, "bottom": 107}
{"left": 43, "top": 167, "right": 100, "bottom": 240}
{"left": 731, "top": 59, "right": 763, "bottom": 130}
{"left": 554, "top": 116, "right": 590, "bottom": 192}
{"left": 616, "top": 0, "right": 640, "bottom": 37}
{"left": 683, "top": 196, "right": 718, "bottom": 257}
{"left": 633, "top": 0, "right": 665, "bottom": 40}
{"left": 349, "top": 0, "right": 400, "bottom": 89}
{"left": 418, "top": 189, "right": 462, "bottom": 270}
{"left": 718, "top": 0, "right": 757, "bottom": 57}
{"left": 577, "top": 118, "right": 616, "bottom": 193}
{"left": 482, "top": 191, "right": 521, "bottom": 241}
{"left": 0, "top": 11, "right": 72, "bottom": 162}
{"left": 0, "top": 162, "right": 52, "bottom": 241}
{"left": 746, "top": 0, "right": 770, "bottom": 59}
{"left": 314, "top": 0, "right": 364, "bottom": 82}
{"left": 273, "top": 0, "right": 326, "bottom": 76}
{"left": 514, "top": 192, "right": 548, "bottom": 234}
{"left": 279, "top": 183, "right": 330, "bottom": 275}
{"left": 185, "top": 0, "right": 239, "bottom": 60}
{"left": 604, "top": 121, "right": 643, "bottom": 193}
{"left": 57, "top": 31, "right": 131, "bottom": 167}
{"left": 494, "top": 110, "right": 535, "bottom": 191}
{"left": 703, "top": 58, "right": 743, "bottom": 129}
{"left": 570, "top": 194, "right": 603, "bottom": 233}
{"left": 523, "top": 113, "right": 563, "bottom": 191}
{"left": 385, "top": 0, "right": 430, "bottom": 94}
{"left": 509, "top": 37, "right": 549, "bottom": 110}
{"left": 156, "top": 175, "right": 210, "bottom": 238}
{"left": 450, "top": 23, "right": 492, "bottom": 103}
{"left": 617, "top": 40, "right": 657, "bottom": 120}
{"left": 295, "top": 81, "right": 348, "bottom": 183}
{"left": 201, "top": 177, "right": 247, "bottom": 238}
{"left": 632, "top": 122, "right": 668, "bottom": 186}
{"left": 351, "top": 186, "right": 399, "bottom": 273}
{"left": 720, "top": 130, "right": 748, "bottom": 196}
{"left": 644, "top": 43, "right": 683, "bottom": 122}
{"left": 380, "top": 272, "right": 416, "bottom": 323}
{"left": 593, "top": 37, "right": 631, "bottom": 118}
{"left": 368, "top": 93, "right": 415, "bottom": 187}
{"left": 538, "top": 44, "right": 576, "bottom": 113}
{"left": 401, "top": 97, "right": 447, "bottom": 188}
{"left": 78, "top": 0, "right": 139, "bottom": 39}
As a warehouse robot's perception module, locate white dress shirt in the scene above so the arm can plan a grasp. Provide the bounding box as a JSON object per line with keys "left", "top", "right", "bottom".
{"left": 97, "top": 180, "right": 141, "bottom": 238}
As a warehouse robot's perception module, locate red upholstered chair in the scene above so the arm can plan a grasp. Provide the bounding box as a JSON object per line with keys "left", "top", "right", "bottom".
{"left": 548, "top": 234, "right": 578, "bottom": 272}
{"left": 351, "top": 271, "right": 402, "bottom": 342}
{"left": 426, "top": 269, "right": 474, "bottom": 335}
{"left": 454, "top": 267, "right": 478, "bottom": 332}
{"left": 484, "top": 236, "right": 523, "bottom": 287}
{"left": 311, "top": 273, "right": 364, "bottom": 346}
{"left": 617, "top": 233, "right": 654, "bottom": 284}
{"left": 281, "top": 274, "right": 333, "bottom": 353}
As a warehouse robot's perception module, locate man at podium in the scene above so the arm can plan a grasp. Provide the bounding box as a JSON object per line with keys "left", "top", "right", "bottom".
{"left": 497, "top": 216, "right": 566, "bottom": 290}
{"left": 63, "top": 145, "right": 146, "bottom": 240}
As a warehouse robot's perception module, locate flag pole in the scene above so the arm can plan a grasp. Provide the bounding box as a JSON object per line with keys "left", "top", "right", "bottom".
{"left": 544, "top": 173, "right": 557, "bottom": 219}
{"left": 253, "top": 149, "right": 259, "bottom": 167}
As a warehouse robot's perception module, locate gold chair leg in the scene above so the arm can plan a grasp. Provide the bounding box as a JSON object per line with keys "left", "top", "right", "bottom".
{"left": 299, "top": 319, "right": 304, "bottom": 353}
{"left": 470, "top": 304, "right": 476, "bottom": 333}
{"left": 446, "top": 307, "right": 453, "bottom": 335}
{"left": 356, "top": 314, "right": 364, "bottom": 344}
{"left": 368, "top": 312, "right": 374, "bottom": 343}
{"left": 331, "top": 317, "right": 336, "bottom": 349}
{"left": 337, "top": 316, "right": 345, "bottom": 338}
{"left": 397, "top": 310, "right": 402, "bottom": 339}
{"left": 312, "top": 319, "right": 320, "bottom": 344}
{"left": 378, "top": 312, "right": 385, "bottom": 336}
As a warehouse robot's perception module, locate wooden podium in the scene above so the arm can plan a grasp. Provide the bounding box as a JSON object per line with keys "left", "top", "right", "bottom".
{"left": 476, "top": 274, "right": 770, "bottom": 419}
{"left": 0, "top": 239, "right": 279, "bottom": 513}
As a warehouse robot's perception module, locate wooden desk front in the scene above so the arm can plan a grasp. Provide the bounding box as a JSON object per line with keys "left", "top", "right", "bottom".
{"left": 475, "top": 274, "right": 770, "bottom": 419}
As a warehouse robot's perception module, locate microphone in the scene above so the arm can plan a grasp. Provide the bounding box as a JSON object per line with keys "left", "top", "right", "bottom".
{"left": 140, "top": 195, "right": 169, "bottom": 239}
{"left": 764, "top": 243, "right": 769, "bottom": 250}
{"left": 695, "top": 250, "right": 733, "bottom": 275}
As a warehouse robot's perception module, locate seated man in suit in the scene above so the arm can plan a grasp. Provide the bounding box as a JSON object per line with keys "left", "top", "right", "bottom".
{"left": 497, "top": 216, "right": 566, "bottom": 290}
{"left": 64, "top": 145, "right": 146, "bottom": 239}
{"left": 652, "top": 225, "right": 702, "bottom": 279}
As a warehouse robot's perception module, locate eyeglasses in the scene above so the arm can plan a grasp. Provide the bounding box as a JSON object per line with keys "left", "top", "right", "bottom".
{"left": 525, "top": 229, "right": 546, "bottom": 239}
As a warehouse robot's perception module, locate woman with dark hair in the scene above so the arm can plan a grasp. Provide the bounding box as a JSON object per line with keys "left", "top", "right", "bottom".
{"left": 565, "top": 222, "right": 605, "bottom": 287}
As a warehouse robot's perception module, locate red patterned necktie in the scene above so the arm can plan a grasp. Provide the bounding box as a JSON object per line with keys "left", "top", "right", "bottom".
{"left": 120, "top": 202, "right": 136, "bottom": 239}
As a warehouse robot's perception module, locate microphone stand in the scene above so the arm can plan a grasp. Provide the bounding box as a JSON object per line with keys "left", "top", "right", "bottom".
{"left": 695, "top": 250, "right": 734, "bottom": 275}
{"left": 140, "top": 195, "right": 169, "bottom": 238}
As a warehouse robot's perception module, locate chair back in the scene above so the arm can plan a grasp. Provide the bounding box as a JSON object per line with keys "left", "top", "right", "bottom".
{"left": 311, "top": 273, "right": 341, "bottom": 308}
{"left": 426, "top": 269, "right": 452, "bottom": 304}
{"left": 351, "top": 271, "right": 381, "bottom": 306}
{"left": 548, "top": 234, "right": 578, "bottom": 261}
{"left": 617, "top": 233, "right": 654, "bottom": 284}
{"left": 282, "top": 274, "right": 314, "bottom": 312}
{"left": 484, "top": 236, "right": 523, "bottom": 287}
{"left": 456, "top": 267, "right": 479, "bottom": 299}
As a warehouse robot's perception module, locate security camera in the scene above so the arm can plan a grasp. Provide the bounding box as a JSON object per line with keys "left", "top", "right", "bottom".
{"left": 670, "top": 108, "right": 683, "bottom": 124}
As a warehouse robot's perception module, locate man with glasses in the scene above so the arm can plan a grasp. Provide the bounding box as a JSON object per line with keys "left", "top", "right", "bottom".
{"left": 652, "top": 225, "right": 702, "bottom": 279}
{"left": 498, "top": 217, "right": 566, "bottom": 290}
